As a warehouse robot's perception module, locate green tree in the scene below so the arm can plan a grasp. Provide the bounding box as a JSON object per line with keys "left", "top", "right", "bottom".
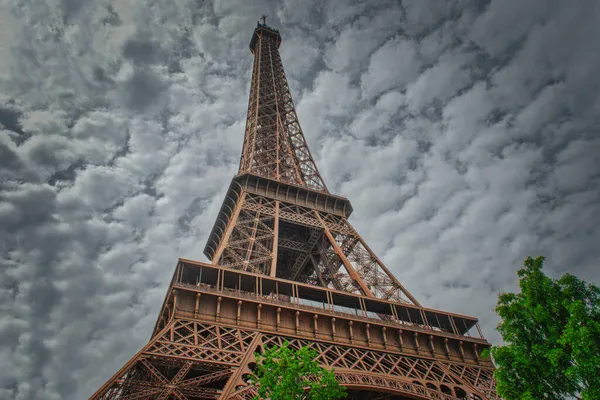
{"left": 484, "top": 256, "right": 600, "bottom": 400}
{"left": 251, "top": 341, "right": 347, "bottom": 400}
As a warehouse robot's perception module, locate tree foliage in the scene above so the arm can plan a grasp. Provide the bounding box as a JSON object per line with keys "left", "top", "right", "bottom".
{"left": 251, "top": 341, "right": 346, "bottom": 400}
{"left": 486, "top": 256, "right": 600, "bottom": 400}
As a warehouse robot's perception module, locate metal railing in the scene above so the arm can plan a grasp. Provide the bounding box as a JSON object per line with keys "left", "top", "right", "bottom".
{"left": 173, "top": 282, "right": 486, "bottom": 342}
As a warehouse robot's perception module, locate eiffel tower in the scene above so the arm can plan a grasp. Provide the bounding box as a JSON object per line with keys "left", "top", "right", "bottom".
{"left": 91, "top": 19, "right": 498, "bottom": 400}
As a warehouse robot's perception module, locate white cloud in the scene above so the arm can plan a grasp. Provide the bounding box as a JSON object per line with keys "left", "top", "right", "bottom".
{"left": 296, "top": 71, "right": 360, "bottom": 142}
{"left": 349, "top": 90, "right": 405, "bottom": 139}
{"left": 469, "top": 0, "right": 558, "bottom": 57}
{"left": 360, "top": 36, "right": 421, "bottom": 100}
{"left": 280, "top": 33, "right": 321, "bottom": 80}
{"left": 323, "top": 4, "right": 404, "bottom": 74}
{"left": 401, "top": 0, "right": 462, "bottom": 36}
{"left": 405, "top": 50, "right": 473, "bottom": 112}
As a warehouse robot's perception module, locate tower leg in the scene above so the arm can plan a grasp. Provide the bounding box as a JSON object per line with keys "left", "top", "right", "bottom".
{"left": 89, "top": 319, "right": 260, "bottom": 400}
{"left": 219, "top": 334, "right": 262, "bottom": 399}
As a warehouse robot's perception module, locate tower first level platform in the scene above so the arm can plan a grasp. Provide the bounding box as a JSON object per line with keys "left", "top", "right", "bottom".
{"left": 91, "top": 258, "right": 497, "bottom": 400}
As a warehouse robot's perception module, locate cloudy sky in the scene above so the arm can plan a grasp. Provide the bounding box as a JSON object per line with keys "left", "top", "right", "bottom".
{"left": 1, "top": 0, "right": 599, "bottom": 398}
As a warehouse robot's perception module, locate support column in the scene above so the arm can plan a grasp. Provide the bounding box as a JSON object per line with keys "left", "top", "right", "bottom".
{"left": 429, "top": 335, "right": 435, "bottom": 356}
{"left": 276, "top": 308, "right": 281, "bottom": 332}
{"left": 349, "top": 321, "right": 354, "bottom": 344}
{"left": 194, "top": 293, "right": 201, "bottom": 317}
{"left": 331, "top": 318, "right": 337, "bottom": 340}
{"left": 257, "top": 304, "right": 262, "bottom": 329}
{"left": 212, "top": 192, "right": 247, "bottom": 264}
{"left": 237, "top": 301, "right": 243, "bottom": 326}
{"left": 219, "top": 333, "right": 263, "bottom": 399}
{"left": 382, "top": 327, "right": 388, "bottom": 349}
{"left": 216, "top": 297, "right": 222, "bottom": 322}
{"left": 414, "top": 332, "right": 420, "bottom": 354}
{"left": 270, "top": 201, "right": 280, "bottom": 277}
{"left": 314, "top": 212, "right": 373, "bottom": 297}
{"left": 398, "top": 329, "right": 404, "bottom": 351}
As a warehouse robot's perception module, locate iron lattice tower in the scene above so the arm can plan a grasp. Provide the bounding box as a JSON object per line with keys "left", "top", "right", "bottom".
{"left": 91, "top": 21, "right": 498, "bottom": 400}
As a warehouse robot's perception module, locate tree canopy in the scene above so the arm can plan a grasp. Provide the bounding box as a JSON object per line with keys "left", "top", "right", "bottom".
{"left": 252, "top": 341, "right": 346, "bottom": 400}
{"left": 485, "top": 256, "right": 600, "bottom": 400}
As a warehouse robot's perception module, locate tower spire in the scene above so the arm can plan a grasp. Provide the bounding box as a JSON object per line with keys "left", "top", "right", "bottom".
{"left": 241, "top": 21, "right": 328, "bottom": 192}
{"left": 205, "top": 22, "right": 419, "bottom": 304}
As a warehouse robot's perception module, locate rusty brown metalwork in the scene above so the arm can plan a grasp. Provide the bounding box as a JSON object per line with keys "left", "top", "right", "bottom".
{"left": 90, "top": 21, "right": 498, "bottom": 400}
{"left": 240, "top": 22, "right": 327, "bottom": 192}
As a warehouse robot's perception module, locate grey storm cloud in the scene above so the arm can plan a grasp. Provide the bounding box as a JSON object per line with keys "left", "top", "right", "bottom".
{"left": 1, "top": 0, "right": 599, "bottom": 399}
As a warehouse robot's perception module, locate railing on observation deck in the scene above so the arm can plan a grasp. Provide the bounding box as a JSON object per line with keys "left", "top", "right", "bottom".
{"left": 173, "top": 281, "right": 486, "bottom": 342}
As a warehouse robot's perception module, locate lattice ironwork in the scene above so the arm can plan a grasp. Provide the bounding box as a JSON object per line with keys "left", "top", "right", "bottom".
{"left": 214, "top": 191, "right": 419, "bottom": 305}
{"left": 91, "top": 19, "right": 497, "bottom": 400}
{"left": 240, "top": 22, "right": 327, "bottom": 192}
{"left": 261, "top": 334, "right": 497, "bottom": 399}
{"left": 92, "top": 316, "right": 496, "bottom": 400}
{"left": 91, "top": 319, "right": 258, "bottom": 400}
{"left": 217, "top": 194, "right": 276, "bottom": 274}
